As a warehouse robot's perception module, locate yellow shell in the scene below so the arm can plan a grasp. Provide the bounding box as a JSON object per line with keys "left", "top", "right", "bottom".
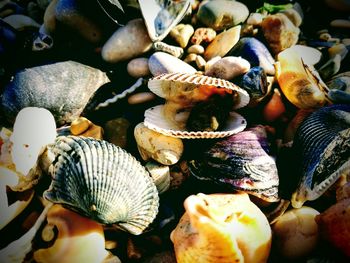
{"left": 276, "top": 47, "right": 330, "bottom": 109}
{"left": 170, "top": 193, "right": 272, "bottom": 263}
{"left": 34, "top": 204, "right": 119, "bottom": 263}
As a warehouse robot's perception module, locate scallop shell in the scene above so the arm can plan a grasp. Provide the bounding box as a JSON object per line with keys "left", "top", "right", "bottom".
{"left": 148, "top": 72, "right": 250, "bottom": 109}
{"left": 188, "top": 126, "right": 280, "bottom": 202}
{"left": 291, "top": 104, "right": 350, "bottom": 208}
{"left": 144, "top": 104, "right": 247, "bottom": 139}
{"left": 43, "top": 136, "right": 159, "bottom": 235}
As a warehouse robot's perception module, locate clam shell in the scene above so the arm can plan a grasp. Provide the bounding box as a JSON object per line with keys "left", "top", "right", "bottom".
{"left": 291, "top": 104, "right": 350, "bottom": 208}
{"left": 144, "top": 104, "right": 247, "bottom": 139}
{"left": 43, "top": 136, "right": 159, "bottom": 235}
{"left": 188, "top": 126, "right": 280, "bottom": 202}
{"left": 148, "top": 72, "right": 250, "bottom": 109}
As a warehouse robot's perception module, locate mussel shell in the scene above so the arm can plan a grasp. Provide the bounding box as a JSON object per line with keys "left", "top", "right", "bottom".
{"left": 43, "top": 136, "right": 159, "bottom": 235}
{"left": 188, "top": 126, "right": 279, "bottom": 202}
{"left": 291, "top": 104, "right": 350, "bottom": 208}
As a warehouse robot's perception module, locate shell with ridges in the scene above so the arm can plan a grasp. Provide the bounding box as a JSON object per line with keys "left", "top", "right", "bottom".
{"left": 144, "top": 105, "right": 247, "bottom": 139}
{"left": 291, "top": 104, "right": 350, "bottom": 208}
{"left": 148, "top": 72, "right": 250, "bottom": 110}
{"left": 43, "top": 136, "right": 159, "bottom": 235}
{"left": 188, "top": 126, "right": 280, "bottom": 202}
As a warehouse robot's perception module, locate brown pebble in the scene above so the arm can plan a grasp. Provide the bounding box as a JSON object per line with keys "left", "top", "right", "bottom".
{"left": 330, "top": 19, "right": 350, "bottom": 29}
{"left": 70, "top": 117, "right": 91, "bottom": 135}
{"left": 127, "top": 92, "right": 156, "bottom": 105}
{"left": 80, "top": 124, "right": 104, "bottom": 140}
{"left": 105, "top": 240, "right": 118, "bottom": 250}
{"left": 191, "top": 27, "right": 216, "bottom": 45}
{"left": 127, "top": 237, "right": 142, "bottom": 260}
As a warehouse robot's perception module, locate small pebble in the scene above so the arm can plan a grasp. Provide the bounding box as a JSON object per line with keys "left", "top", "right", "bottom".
{"left": 190, "top": 27, "right": 216, "bottom": 45}
{"left": 127, "top": 57, "right": 150, "bottom": 78}
{"left": 187, "top": 44, "right": 204, "bottom": 54}
{"left": 70, "top": 117, "right": 91, "bottom": 135}
{"left": 205, "top": 56, "right": 250, "bottom": 80}
{"left": 195, "top": 55, "right": 206, "bottom": 70}
{"left": 127, "top": 92, "right": 156, "bottom": 105}
{"left": 183, "top": 53, "right": 197, "bottom": 64}
{"left": 330, "top": 19, "right": 350, "bottom": 28}
{"left": 169, "top": 24, "right": 194, "bottom": 48}
{"left": 80, "top": 123, "right": 103, "bottom": 140}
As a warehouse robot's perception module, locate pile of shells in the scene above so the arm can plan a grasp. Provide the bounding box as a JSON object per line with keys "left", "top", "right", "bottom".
{"left": 0, "top": 0, "right": 350, "bottom": 262}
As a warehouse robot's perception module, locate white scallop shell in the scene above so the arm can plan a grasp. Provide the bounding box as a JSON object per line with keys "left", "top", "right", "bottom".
{"left": 144, "top": 105, "right": 247, "bottom": 139}
{"left": 43, "top": 136, "right": 159, "bottom": 235}
{"left": 148, "top": 72, "right": 250, "bottom": 109}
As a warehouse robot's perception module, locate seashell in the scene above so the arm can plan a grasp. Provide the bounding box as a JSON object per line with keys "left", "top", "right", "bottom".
{"left": 239, "top": 66, "right": 273, "bottom": 107}
{"left": 144, "top": 104, "right": 247, "bottom": 139}
{"left": 138, "top": 0, "right": 192, "bottom": 42}
{"left": 228, "top": 37, "right": 276, "bottom": 75}
{"left": 327, "top": 71, "right": 350, "bottom": 103}
{"left": 204, "top": 25, "right": 241, "bottom": 60}
{"left": 276, "top": 47, "right": 330, "bottom": 109}
{"left": 33, "top": 204, "right": 121, "bottom": 263}
{"left": 145, "top": 161, "right": 170, "bottom": 194}
{"left": 170, "top": 193, "right": 272, "bottom": 263}
{"left": 317, "top": 54, "right": 342, "bottom": 80}
{"left": 134, "top": 122, "right": 184, "bottom": 165}
{"left": 1, "top": 60, "right": 111, "bottom": 125}
{"left": 32, "top": 31, "right": 53, "bottom": 51}
{"left": 10, "top": 107, "right": 57, "bottom": 176}
{"left": 0, "top": 202, "right": 53, "bottom": 263}
{"left": 291, "top": 104, "right": 350, "bottom": 208}
{"left": 153, "top": 41, "right": 184, "bottom": 58}
{"left": 288, "top": 44, "right": 322, "bottom": 66}
{"left": 188, "top": 126, "right": 280, "bottom": 202}
{"left": 0, "top": 166, "right": 34, "bottom": 230}
{"left": 42, "top": 135, "right": 159, "bottom": 235}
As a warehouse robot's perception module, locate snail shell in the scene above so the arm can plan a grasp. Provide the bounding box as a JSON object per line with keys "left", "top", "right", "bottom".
{"left": 291, "top": 104, "right": 350, "bottom": 208}
{"left": 43, "top": 136, "right": 159, "bottom": 235}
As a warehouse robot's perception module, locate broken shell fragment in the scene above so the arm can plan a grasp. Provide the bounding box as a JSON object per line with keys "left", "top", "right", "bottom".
{"left": 170, "top": 193, "right": 272, "bottom": 263}
{"left": 33, "top": 204, "right": 120, "bottom": 263}
{"left": 291, "top": 104, "right": 350, "bottom": 208}
{"left": 134, "top": 122, "right": 184, "bottom": 165}
{"left": 43, "top": 136, "right": 159, "bottom": 235}
{"left": 276, "top": 47, "right": 329, "bottom": 109}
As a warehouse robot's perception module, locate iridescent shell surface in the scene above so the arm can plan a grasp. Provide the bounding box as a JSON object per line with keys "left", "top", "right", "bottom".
{"left": 188, "top": 126, "right": 280, "bottom": 202}
{"left": 43, "top": 136, "right": 159, "bottom": 235}
{"left": 291, "top": 104, "right": 350, "bottom": 208}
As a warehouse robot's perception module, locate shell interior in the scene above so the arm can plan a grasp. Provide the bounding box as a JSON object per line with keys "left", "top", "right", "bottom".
{"left": 291, "top": 104, "right": 350, "bottom": 208}
{"left": 148, "top": 72, "right": 250, "bottom": 109}
{"left": 144, "top": 104, "right": 247, "bottom": 139}
{"left": 139, "top": 0, "right": 191, "bottom": 42}
{"left": 44, "top": 136, "right": 159, "bottom": 235}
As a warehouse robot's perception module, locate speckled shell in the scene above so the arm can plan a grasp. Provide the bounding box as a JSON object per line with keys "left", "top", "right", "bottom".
{"left": 148, "top": 72, "right": 250, "bottom": 109}
{"left": 43, "top": 136, "right": 159, "bottom": 235}
{"left": 144, "top": 104, "right": 247, "bottom": 139}
{"left": 188, "top": 126, "right": 280, "bottom": 202}
{"left": 291, "top": 104, "right": 350, "bottom": 208}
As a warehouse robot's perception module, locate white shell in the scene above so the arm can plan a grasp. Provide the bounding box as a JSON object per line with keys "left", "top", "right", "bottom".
{"left": 144, "top": 105, "right": 247, "bottom": 139}
{"left": 148, "top": 72, "right": 250, "bottom": 109}
{"left": 43, "top": 136, "right": 159, "bottom": 235}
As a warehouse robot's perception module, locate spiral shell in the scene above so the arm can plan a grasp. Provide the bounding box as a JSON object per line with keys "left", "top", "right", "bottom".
{"left": 43, "top": 136, "right": 159, "bottom": 235}
{"left": 291, "top": 104, "right": 350, "bottom": 208}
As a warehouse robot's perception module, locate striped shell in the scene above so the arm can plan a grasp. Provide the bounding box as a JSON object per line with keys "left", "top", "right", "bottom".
{"left": 144, "top": 104, "right": 247, "bottom": 139}
{"left": 43, "top": 136, "right": 159, "bottom": 235}
{"left": 148, "top": 72, "right": 250, "bottom": 109}
{"left": 291, "top": 104, "right": 350, "bottom": 208}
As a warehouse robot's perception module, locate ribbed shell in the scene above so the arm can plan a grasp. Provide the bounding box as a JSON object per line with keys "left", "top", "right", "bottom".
{"left": 189, "top": 126, "right": 279, "bottom": 202}
{"left": 148, "top": 72, "right": 250, "bottom": 109}
{"left": 144, "top": 104, "right": 247, "bottom": 139}
{"left": 44, "top": 136, "right": 159, "bottom": 235}
{"left": 291, "top": 104, "right": 350, "bottom": 208}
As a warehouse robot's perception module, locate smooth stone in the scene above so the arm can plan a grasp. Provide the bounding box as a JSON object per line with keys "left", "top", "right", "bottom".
{"left": 2, "top": 14, "right": 40, "bottom": 30}
{"left": 102, "top": 18, "right": 152, "bottom": 63}
{"left": 197, "top": 0, "right": 249, "bottom": 31}
{"left": 55, "top": 0, "right": 104, "bottom": 44}
{"left": 148, "top": 52, "right": 197, "bottom": 76}
{"left": 70, "top": 117, "right": 91, "bottom": 135}
{"left": 190, "top": 27, "right": 216, "bottom": 45}
{"left": 195, "top": 55, "right": 206, "bottom": 70}
{"left": 127, "top": 58, "right": 151, "bottom": 78}
{"left": 205, "top": 56, "right": 250, "bottom": 80}
{"left": 127, "top": 92, "right": 156, "bottom": 105}
{"left": 80, "top": 123, "right": 103, "bottom": 140}
{"left": 43, "top": 0, "right": 58, "bottom": 35}
{"left": 187, "top": 44, "right": 204, "bottom": 54}
{"left": 1, "top": 61, "right": 110, "bottom": 125}
{"left": 204, "top": 25, "right": 241, "bottom": 60}
{"left": 169, "top": 24, "right": 194, "bottom": 48}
